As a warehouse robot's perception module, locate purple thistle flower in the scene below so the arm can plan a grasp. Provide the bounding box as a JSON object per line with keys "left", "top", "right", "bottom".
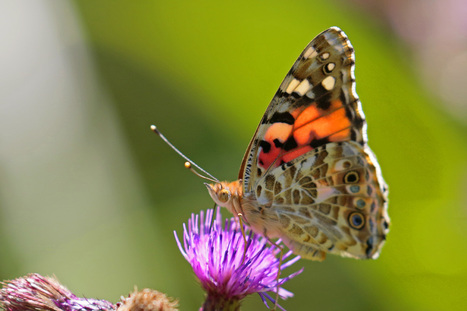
{"left": 0, "top": 273, "right": 114, "bottom": 311}
{"left": 54, "top": 297, "right": 115, "bottom": 311}
{"left": 174, "top": 208, "right": 303, "bottom": 311}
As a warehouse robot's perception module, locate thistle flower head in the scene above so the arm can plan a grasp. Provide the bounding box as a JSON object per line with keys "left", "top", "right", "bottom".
{"left": 0, "top": 273, "right": 114, "bottom": 311}
{"left": 175, "top": 208, "right": 303, "bottom": 310}
{"left": 117, "top": 288, "right": 178, "bottom": 311}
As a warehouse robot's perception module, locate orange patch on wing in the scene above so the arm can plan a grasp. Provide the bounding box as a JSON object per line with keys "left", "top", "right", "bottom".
{"left": 294, "top": 123, "right": 314, "bottom": 145}
{"left": 258, "top": 123, "right": 293, "bottom": 169}
{"left": 290, "top": 108, "right": 303, "bottom": 119}
{"left": 294, "top": 99, "right": 351, "bottom": 144}
{"left": 328, "top": 128, "right": 351, "bottom": 142}
{"left": 257, "top": 100, "right": 352, "bottom": 169}
{"left": 281, "top": 145, "right": 313, "bottom": 163}
{"left": 258, "top": 146, "right": 281, "bottom": 169}
{"left": 264, "top": 123, "right": 293, "bottom": 143}
{"left": 294, "top": 105, "right": 321, "bottom": 128}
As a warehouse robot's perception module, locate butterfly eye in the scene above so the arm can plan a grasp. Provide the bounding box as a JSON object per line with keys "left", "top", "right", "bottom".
{"left": 344, "top": 171, "right": 360, "bottom": 184}
{"left": 348, "top": 212, "right": 365, "bottom": 230}
{"left": 218, "top": 189, "right": 231, "bottom": 203}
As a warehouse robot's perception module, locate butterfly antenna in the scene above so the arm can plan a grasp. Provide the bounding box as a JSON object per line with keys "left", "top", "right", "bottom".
{"left": 184, "top": 162, "right": 218, "bottom": 183}
{"left": 150, "top": 125, "right": 219, "bottom": 183}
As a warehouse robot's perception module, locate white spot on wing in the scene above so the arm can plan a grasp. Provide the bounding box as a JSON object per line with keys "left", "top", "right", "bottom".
{"left": 322, "top": 76, "right": 336, "bottom": 91}
{"left": 285, "top": 78, "right": 300, "bottom": 94}
{"left": 304, "top": 46, "right": 317, "bottom": 59}
{"left": 320, "top": 52, "right": 330, "bottom": 60}
{"left": 300, "top": 154, "right": 317, "bottom": 171}
{"left": 294, "top": 79, "right": 311, "bottom": 96}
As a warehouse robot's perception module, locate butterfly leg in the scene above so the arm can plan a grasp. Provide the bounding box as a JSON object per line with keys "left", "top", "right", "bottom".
{"left": 237, "top": 213, "right": 248, "bottom": 265}
{"left": 265, "top": 236, "right": 283, "bottom": 311}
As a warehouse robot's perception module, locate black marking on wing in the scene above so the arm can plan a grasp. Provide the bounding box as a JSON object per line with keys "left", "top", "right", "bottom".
{"left": 316, "top": 93, "right": 332, "bottom": 110}
{"left": 283, "top": 136, "right": 298, "bottom": 151}
{"left": 365, "top": 237, "right": 374, "bottom": 258}
{"left": 273, "top": 138, "right": 283, "bottom": 148}
{"left": 269, "top": 112, "right": 295, "bottom": 125}
{"left": 259, "top": 140, "right": 271, "bottom": 153}
{"left": 309, "top": 137, "right": 330, "bottom": 148}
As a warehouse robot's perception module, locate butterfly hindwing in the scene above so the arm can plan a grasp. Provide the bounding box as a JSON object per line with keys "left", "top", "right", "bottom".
{"left": 242, "top": 141, "right": 389, "bottom": 260}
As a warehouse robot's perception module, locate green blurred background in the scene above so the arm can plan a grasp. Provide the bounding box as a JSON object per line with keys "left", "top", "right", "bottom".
{"left": 1, "top": 0, "right": 466, "bottom": 310}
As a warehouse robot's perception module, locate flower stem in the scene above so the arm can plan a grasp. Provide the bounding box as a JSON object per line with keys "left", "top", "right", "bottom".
{"left": 201, "top": 292, "right": 241, "bottom": 311}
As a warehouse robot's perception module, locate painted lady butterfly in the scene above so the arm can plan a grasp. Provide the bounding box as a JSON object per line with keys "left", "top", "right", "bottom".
{"left": 154, "top": 27, "right": 389, "bottom": 261}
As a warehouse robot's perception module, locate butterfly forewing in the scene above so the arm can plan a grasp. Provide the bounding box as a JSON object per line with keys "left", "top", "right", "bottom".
{"left": 240, "top": 27, "right": 366, "bottom": 193}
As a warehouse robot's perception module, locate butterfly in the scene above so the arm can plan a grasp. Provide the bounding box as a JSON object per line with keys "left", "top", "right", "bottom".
{"left": 154, "top": 27, "right": 389, "bottom": 261}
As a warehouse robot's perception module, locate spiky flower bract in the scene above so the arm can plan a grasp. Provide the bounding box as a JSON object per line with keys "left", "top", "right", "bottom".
{"left": 0, "top": 273, "right": 114, "bottom": 311}
{"left": 175, "top": 208, "right": 303, "bottom": 311}
{"left": 0, "top": 274, "right": 180, "bottom": 311}
{"left": 117, "top": 288, "right": 179, "bottom": 311}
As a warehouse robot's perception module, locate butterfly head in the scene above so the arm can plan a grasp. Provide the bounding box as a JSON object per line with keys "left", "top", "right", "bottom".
{"left": 204, "top": 180, "right": 243, "bottom": 217}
